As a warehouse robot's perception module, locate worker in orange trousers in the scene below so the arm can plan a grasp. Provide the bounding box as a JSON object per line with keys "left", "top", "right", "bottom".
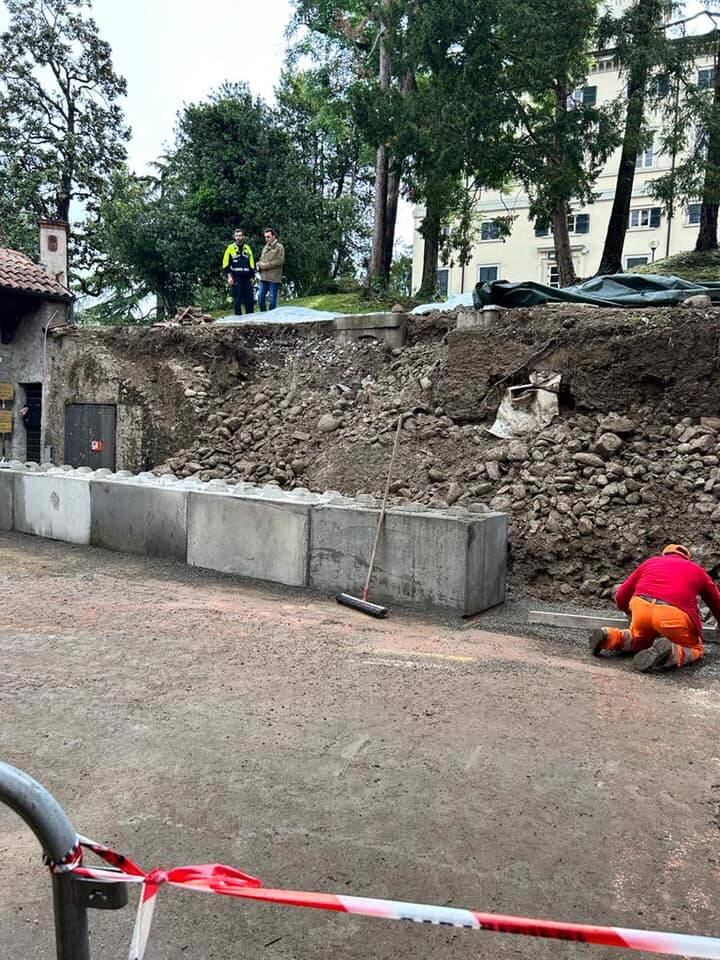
{"left": 590, "top": 544, "right": 720, "bottom": 672}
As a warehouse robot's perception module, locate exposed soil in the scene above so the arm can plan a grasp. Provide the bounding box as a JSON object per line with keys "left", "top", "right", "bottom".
{"left": 50, "top": 304, "right": 720, "bottom": 601}
{"left": 1, "top": 531, "right": 719, "bottom": 960}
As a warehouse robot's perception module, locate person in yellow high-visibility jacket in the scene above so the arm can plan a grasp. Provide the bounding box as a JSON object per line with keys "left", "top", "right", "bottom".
{"left": 222, "top": 228, "right": 255, "bottom": 314}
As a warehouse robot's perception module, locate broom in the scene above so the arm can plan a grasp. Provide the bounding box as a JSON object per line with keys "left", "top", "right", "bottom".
{"left": 337, "top": 413, "right": 405, "bottom": 618}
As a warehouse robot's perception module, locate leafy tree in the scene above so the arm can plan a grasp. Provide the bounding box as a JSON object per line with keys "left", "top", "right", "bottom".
{"left": 0, "top": 0, "right": 129, "bottom": 271}
{"left": 291, "top": 0, "right": 417, "bottom": 288}
{"left": 650, "top": 21, "right": 720, "bottom": 252}
{"left": 88, "top": 170, "right": 205, "bottom": 318}
{"left": 91, "top": 86, "right": 336, "bottom": 316}
{"left": 595, "top": 0, "right": 675, "bottom": 275}
{"left": 405, "top": 0, "right": 615, "bottom": 291}
{"left": 494, "top": 0, "right": 618, "bottom": 285}
{"left": 276, "top": 53, "right": 374, "bottom": 278}
{"left": 402, "top": 0, "right": 515, "bottom": 297}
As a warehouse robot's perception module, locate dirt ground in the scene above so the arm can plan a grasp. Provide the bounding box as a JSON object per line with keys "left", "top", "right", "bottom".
{"left": 1, "top": 531, "right": 719, "bottom": 960}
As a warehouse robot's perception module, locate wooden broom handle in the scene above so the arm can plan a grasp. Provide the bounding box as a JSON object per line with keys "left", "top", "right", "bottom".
{"left": 363, "top": 414, "right": 404, "bottom": 600}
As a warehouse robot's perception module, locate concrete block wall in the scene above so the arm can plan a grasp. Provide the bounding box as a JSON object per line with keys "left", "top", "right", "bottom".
{"left": 309, "top": 503, "right": 506, "bottom": 616}
{"left": 0, "top": 469, "right": 13, "bottom": 531}
{"left": 0, "top": 464, "right": 507, "bottom": 616}
{"left": 14, "top": 468, "right": 92, "bottom": 545}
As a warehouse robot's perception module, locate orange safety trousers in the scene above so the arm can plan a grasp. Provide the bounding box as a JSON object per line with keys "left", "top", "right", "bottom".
{"left": 602, "top": 596, "right": 703, "bottom": 669}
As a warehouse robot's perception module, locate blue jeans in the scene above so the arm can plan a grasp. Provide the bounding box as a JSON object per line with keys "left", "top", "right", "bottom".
{"left": 258, "top": 280, "right": 280, "bottom": 311}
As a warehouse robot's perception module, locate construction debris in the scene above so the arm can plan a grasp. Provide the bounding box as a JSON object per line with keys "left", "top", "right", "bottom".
{"left": 155, "top": 305, "right": 215, "bottom": 327}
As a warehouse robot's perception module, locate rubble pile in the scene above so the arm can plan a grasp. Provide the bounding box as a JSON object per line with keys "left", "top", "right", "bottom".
{"left": 152, "top": 309, "right": 720, "bottom": 597}
{"left": 480, "top": 411, "right": 720, "bottom": 598}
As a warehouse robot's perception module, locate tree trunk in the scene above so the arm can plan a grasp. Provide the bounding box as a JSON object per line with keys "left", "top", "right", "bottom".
{"left": 696, "top": 46, "right": 720, "bottom": 251}
{"left": 596, "top": 0, "right": 659, "bottom": 275}
{"left": 383, "top": 161, "right": 401, "bottom": 279}
{"left": 552, "top": 199, "right": 576, "bottom": 286}
{"left": 417, "top": 193, "right": 442, "bottom": 299}
{"left": 368, "top": 5, "right": 391, "bottom": 286}
{"left": 550, "top": 84, "right": 576, "bottom": 287}
{"left": 56, "top": 91, "right": 75, "bottom": 222}
{"left": 381, "top": 72, "right": 414, "bottom": 281}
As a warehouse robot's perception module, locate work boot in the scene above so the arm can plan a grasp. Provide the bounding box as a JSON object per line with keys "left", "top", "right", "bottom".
{"left": 632, "top": 637, "right": 673, "bottom": 673}
{"left": 589, "top": 627, "right": 608, "bottom": 656}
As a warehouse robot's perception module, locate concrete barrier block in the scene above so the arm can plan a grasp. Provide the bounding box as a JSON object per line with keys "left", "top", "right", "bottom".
{"left": 0, "top": 469, "right": 14, "bottom": 531}
{"left": 187, "top": 490, "right": 311, "bottom": 587}
{"left": 90, "top": 480, "right": 189, "bottom": 561}
{"left": 13, "top": 472, "right": 91, "bottom": 544}
{"left": 309, "top": 504, "right": 506, "bottom": 615}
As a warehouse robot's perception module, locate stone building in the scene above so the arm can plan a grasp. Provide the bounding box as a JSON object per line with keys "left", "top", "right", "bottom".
{"left": 0, "top": 222, "right": 72, "bottom": 463}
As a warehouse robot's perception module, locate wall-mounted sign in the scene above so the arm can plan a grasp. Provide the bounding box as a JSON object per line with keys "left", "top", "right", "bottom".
{"left": 0, "top": 383, "right": 13, "bottom": 401}
{"left": 91, "top": 439, "right": 104, "bottom": 452}
{"left": 0, "top": 411, "right": 12, "bottom": 434}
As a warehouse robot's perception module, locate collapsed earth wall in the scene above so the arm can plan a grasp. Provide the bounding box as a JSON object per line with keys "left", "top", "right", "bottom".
{"left": 43, "top": 304, "right": 720, "bottom": 601}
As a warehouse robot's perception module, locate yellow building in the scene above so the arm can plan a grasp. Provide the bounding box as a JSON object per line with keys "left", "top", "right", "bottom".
{"left": 411, "top": 49, "right": 716, "bottom": 295}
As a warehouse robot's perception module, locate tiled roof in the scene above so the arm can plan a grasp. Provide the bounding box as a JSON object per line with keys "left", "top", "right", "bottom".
{"left": 0, "top": 247, "right": 71, "bottom": 300}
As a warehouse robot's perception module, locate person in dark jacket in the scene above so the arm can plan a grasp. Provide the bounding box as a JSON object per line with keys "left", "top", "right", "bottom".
{"left": 19, "top": 399, "right": 41, "bottom": 430}
{"left": 589, "top": 544, "right": 720, "bottom": 671}
{"left": 222, "top": 228, "right": 255, "bottom": 315}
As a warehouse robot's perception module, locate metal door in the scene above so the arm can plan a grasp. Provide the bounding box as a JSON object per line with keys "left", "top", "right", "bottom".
{"left": 64, "top": 403, "right": 116, "bottom": 470}
{"left": 22, "top": 382, "right": 42, "bottom": 463}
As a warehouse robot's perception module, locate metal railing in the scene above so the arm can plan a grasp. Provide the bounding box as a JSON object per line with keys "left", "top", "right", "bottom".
{"left": 0, "top": 761, "right": 128, "bottom": 959}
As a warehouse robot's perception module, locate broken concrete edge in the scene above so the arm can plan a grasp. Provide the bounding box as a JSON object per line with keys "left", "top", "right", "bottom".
{"left": 334, "top": 312, "right": 407, "bottom": 348}
{"left": 333, "top": 312, "right": 406, "bottom": 331}
{"left": 528, "top": 609, "right": 719, "bottom": 642}
{"left": 0, "top": 464, "right": 507, "bottom": 616}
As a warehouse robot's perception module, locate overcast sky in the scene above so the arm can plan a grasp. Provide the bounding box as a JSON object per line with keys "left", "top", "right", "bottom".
{"left": 0, "top": 0, "right": 711, "bottom": 246}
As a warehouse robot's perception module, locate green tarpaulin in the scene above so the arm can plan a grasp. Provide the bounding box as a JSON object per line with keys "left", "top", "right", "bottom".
{"left": 473, "top": 273, "right": 720, "bottom": 309}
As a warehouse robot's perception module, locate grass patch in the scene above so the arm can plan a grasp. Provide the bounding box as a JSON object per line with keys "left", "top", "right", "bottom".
{"left": 287, "top": 290, "right": 415, "bottom": 314}
{"left": 633, "top": 249, "right": 720, "bottom": 283}
{"left": 210, "top": 288, "right": 417, "bottom": 318}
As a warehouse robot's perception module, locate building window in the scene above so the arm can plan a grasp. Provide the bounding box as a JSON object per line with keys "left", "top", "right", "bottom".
{"left": 480, "top": 220, "right": 502, "bottom": 241}
{"left": 546, "top": 263, "right": 560, "bottom": 288}
{"left": 568, "top": 86, "right": 597, "bottom": 108}
{"left": 626, "top": 255, "right": 650, "bottom": 269}
{"left": 47, "top": 235, "right": 58, "bottom": 252}
{"left": 629, "top": 207, "right": 662, "bottom": 229}
{"left": 593, "top": 55, "right": 619, "bottom": 73}
{"left": 568, "top": 213, "right": 590, "bottom": 234}
{"left": 436, "top": 268, "right": 449, "bottom": 297}
{"left": 649, "top": 75, "right": 671, "bottom": 98}
{"left": 534, "top": 213, "right": 589, "bottom": 236}
{"left": 635, "top": 137, "right": 654, "bottom": 169}
{"left": 687, "top": 202, "right": 702, "bottom": 226}
{"left": 477, "top": 265, "right": 499, "bottom": 284}
{"left": 699, "top": 67, "right": 715, "bottom": 89}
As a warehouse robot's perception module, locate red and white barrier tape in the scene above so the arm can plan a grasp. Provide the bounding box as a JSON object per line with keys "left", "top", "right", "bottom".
{"left": 48, "top": 836, "right": 720, "bottom": 960}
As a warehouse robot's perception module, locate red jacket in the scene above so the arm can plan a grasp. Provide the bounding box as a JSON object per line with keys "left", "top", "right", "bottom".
{"left": 615, "top": 554, "right": 720, "bottom": 637}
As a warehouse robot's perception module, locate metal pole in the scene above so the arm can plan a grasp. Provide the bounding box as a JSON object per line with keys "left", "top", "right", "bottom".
{"left": 0, "top": 761, "right": 90, "bottom": 960}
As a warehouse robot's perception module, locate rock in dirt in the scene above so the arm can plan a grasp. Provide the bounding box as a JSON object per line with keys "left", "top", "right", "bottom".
{"left": 599, "top": 414, "right": 635, "bottom": 435}
{"left": 446, "top": 481, "right": 463, "bottom": 505}
{"left": 317, "top": 414, "right": 341, "bottom": 434}
{"left": 682, "top": 294, "right": 712, "bottom": 308}
{"left": 594, "top": 432, "right": 624, "bottom": 458}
